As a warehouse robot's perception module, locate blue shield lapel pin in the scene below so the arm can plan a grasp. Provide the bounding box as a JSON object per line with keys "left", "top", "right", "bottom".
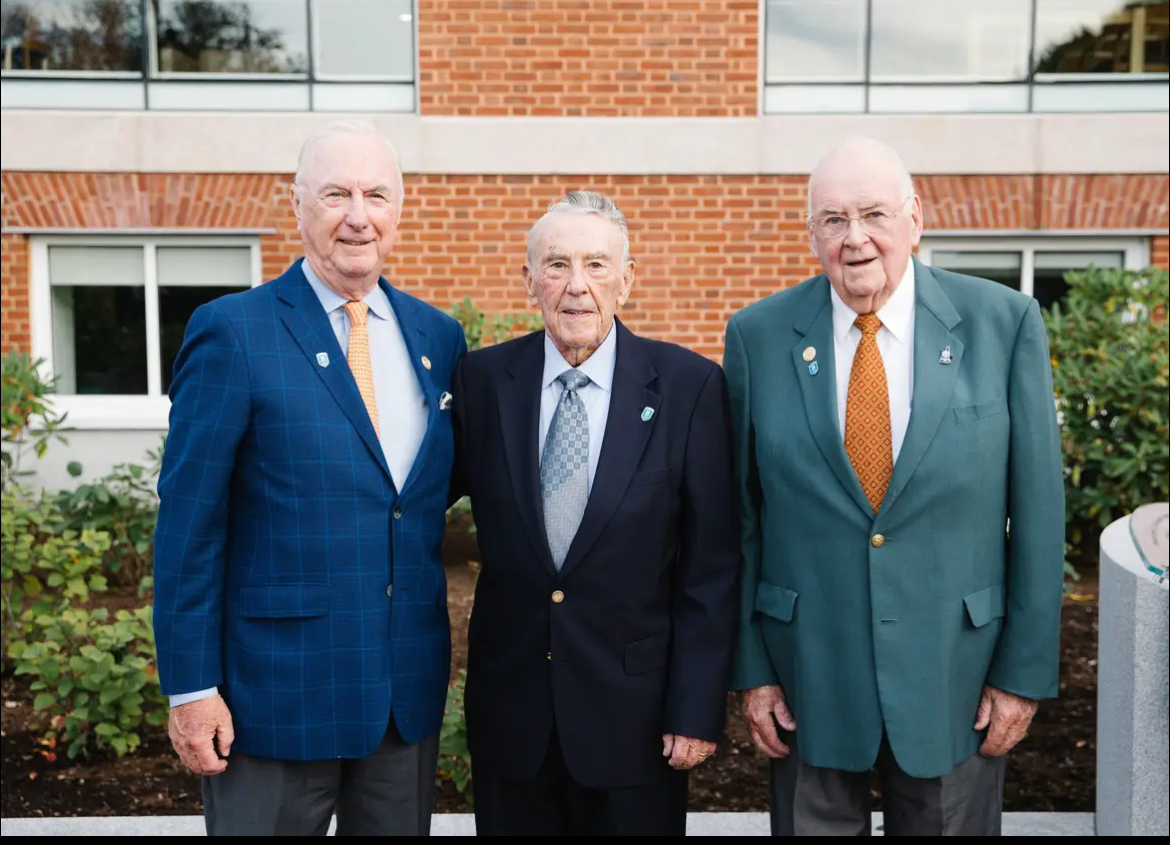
{"left": 939, "top": 346, "right": 953, "bottom": 365}
{"left": 316, "top": 352, "right": 330, "bottom": 368}
{"left": 439, "top": 391, "right": 453, "bottom": 411}
{"left": 808, "top": 360, "right": 820, "bottom": 376}
{"left": 641, "top": 406, "right": 655, "bottom": 422}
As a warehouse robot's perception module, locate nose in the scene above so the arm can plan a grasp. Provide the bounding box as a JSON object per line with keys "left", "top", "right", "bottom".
{"left": 565, "top": 264, "right": 590, "bottom": 294}
{"left": 842, "top": 217, "right": 870, "bottom": 249}
{"left": 344, "top": 194, "right": 371, "bottom": 229}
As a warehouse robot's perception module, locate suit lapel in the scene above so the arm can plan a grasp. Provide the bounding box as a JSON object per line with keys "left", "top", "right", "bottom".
{"left": 559, "top": 321, "right": 659, "bottom": 578}
{"left": 881, "top": 260, "right": 964, "bottom": 514}
{"left": 387, "top": 282, "right": 437, "bottom": 498}
{"left": 275, "top": 262, "right": 392, "bottom": 482}
{"left": 499, "top": 333, "right": 557, "bottom": 576}
{"left": 792, "top": 278, "right": 873, "bottom": 516}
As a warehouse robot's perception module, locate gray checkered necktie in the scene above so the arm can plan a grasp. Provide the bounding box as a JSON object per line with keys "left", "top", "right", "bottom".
{"left": 541, "top": 370, "right": 592, "bottom": 570}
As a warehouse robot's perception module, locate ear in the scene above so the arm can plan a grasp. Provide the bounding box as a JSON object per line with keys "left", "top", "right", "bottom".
{"left": 909, "top": 195, "right": 924, "bottom": 248}
{"left": 616, "top": 258, "right": 636, "bottom": 308}
{"left": 523, "top": 264, "right": 540, "bottom": 308}
{"left": 290, "top": 184, "right": 303, "bottom": 227}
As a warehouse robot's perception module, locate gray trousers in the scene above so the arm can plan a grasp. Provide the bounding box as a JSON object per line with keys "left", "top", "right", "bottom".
{"left": 203, "top": 721, "right": 439, "bottom": 836}
{"left": 770, "top": 736, "right": 1005, "bottom": 836}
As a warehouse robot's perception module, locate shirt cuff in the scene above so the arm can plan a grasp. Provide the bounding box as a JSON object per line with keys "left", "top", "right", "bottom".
{"left": 169, "top": 687, "right": 219, "bottom": 707}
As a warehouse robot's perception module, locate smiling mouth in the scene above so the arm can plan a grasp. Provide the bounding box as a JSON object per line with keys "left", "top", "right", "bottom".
{"left": 339, "top": 239, "right": 373, "bottom": 247}
{"left": 562, "top": 309, "right": 594, "bottom": 317}
{"left": 846, "top": 257, "right": 877, "bottom": 267}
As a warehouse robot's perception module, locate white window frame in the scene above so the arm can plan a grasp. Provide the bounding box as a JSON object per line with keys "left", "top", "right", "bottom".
{"left": 29, "top": 234, "right": 262, "bottom": 430}
{"left": 918, "top": 235, "right": 1150, "bottom": 297}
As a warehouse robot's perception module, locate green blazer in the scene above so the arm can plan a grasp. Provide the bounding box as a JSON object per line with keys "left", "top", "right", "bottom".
{"left": 724, "top": 259, "right": 1065, "bottom": 779}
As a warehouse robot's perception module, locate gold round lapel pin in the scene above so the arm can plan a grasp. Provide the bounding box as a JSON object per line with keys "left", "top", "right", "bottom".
{"left": 421, "top": 355, "right": 432, "bottom": 371}
{"left": 802, "top": 347, "right": 816, "bottom": 362}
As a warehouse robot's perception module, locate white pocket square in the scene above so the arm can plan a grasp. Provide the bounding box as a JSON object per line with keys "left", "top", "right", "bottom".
{"left": 439, "top": 391, "right": 453, "bottom": 411}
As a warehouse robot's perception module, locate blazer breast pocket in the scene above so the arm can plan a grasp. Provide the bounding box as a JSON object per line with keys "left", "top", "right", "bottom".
{"left": 628, "top": 467, "right": 672, "bottom": 488}
{"left": 953, "top": 396, "right": 1008, "bottom": 425}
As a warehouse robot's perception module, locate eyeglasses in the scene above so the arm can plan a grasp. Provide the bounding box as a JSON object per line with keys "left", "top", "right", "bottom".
{"left": 810, "top": 196, "right": 913, "bottom": 240}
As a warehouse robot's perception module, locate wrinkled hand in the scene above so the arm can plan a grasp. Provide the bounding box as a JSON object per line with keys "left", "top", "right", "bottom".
{"left": 169, "top": 694, "right": 234, "bottom": 776}
{"left": 742, "top": 685, "right": 797, "bottom": 759}
{"left": 662, "top": 734, "right": 717, "bottom": 770}
{"left": 974, "top": 685, "right": 1037, "bottom": 757}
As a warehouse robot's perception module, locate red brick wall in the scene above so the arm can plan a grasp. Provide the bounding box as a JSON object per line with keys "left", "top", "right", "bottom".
{"left": 417, "top": 0, "right": 758, "bottom": 116}
{"left": 3, "top": 172, "right": 1168, "bottom": 357}
{"left": 1154, "top": 235, "right": 1169, "bottom": 270}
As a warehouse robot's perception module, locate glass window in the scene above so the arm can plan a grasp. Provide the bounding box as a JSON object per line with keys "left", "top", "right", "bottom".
{"left": 48, "top": 246, "right": 147, "bottom": 395}
{"left": 764, "top": 0, "right": 867, "bottom": 82}
{"left": 931, "top": 251, "right": 1024, "bottom": 290}
{"left": 0, "top": 0, "right": 143, "bottom": 72}
{"left": 1033, "top": 250, "right": 1123, "bottom": 310}
{"left": 157, "top": 246, "right": 250, "bottom": 392}
{"left": 869, "top": 0, "right": 1032, "bottom": 81}
{"left": 153, "top": 0, "right": 309, "bottom": 75}
{"left": 1035, "top": 0, "right": 1170, "bottom": 74}
{"left": 312, "top": 0, "right": 414, "bottom": 80}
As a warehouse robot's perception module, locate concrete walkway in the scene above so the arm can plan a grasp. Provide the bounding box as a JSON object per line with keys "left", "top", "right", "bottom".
{"left": 1, "top": 812, "right": 1095, "bottom": 836}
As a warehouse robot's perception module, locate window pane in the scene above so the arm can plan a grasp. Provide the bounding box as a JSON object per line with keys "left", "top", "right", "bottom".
{"left": 154, "top": 0, "right": 309, "bottom": 74}
{"left": 159, "top": 286, "right": 247, "bottom": 392}
{"left": 930, "top": 251, "right": 1023, "bottom": 290}
{"left": 764, "top": 0, "right": 866, "bottom": 82}
{"left": 312, "top": 0, "right": 413, "bottom": 79}
{"left": 49, "top": 244, "right": 144, "bottom": 285}
{"left": 1033, "top": 250, "right": 1124, "bottom": 310}
{"left": 158, "top": 246, "right": 252, "bottom": 286}
{"left": 870, "top": 0, "right": 1032, "bottom": 81}
{"left": 1035, "top": 0, "right": 1170, "bottom": 74}
{"left": 0, "top": 0, "right": 142, "bottom": 73}
{"left": 51, "top": 285, "right": 147, "bottom": 395}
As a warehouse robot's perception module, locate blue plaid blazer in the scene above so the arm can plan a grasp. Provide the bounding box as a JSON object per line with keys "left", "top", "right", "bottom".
{"left": 153, "top": 260, "right": 466, "bottom": 761}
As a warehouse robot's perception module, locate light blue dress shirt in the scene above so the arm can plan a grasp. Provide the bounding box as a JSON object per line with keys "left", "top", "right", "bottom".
{"left": 538, "top": 323, "right": 618, "bottom": 493}
{"left": 169, "top": 259, "right": 428, "bottom": 708}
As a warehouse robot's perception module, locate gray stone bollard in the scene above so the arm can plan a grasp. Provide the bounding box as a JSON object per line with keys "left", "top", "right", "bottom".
{"left": 1096, "top": 504, "right": 1169, "bottom": 837}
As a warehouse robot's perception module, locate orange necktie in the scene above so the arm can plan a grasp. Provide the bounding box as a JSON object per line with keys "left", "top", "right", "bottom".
{"left": 845, "top": 313, "right": 893, "bottom": 512}
{"left": 344, "top": 300, "right": 380, "bottom": 437}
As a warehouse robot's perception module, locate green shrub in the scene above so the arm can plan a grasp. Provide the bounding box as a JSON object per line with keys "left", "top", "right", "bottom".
{"left": 55, "top": 442, "right": 163, "bottom": 593}
{"left": 437, "top": 669, "right": 472, "bottom": 800}
{"left": 9, "top": 605, "right": 166, "bottom": 760}
{"left": 448, "top": 297, "right": 543, "bottom": 353}
{"left": 1043, "top": 265, "right": 1170, "bottom": 567}
{"left": 1, "top": 351, "right": 68, "bottom": 488}
{"left": 1, "top": 484, "right": 110, "bottom": 634}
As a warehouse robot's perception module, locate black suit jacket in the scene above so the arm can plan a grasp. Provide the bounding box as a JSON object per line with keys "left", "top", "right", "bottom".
{"left": 451, "top": 319, "right": 741, "bottom": 789}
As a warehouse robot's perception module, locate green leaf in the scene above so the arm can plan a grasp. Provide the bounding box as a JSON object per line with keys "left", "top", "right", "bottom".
{"left": 33, "top": 692, "right": 58, "bottom": 710}
{"left": 67, "top": 461, "right": 83, "bottom": 477}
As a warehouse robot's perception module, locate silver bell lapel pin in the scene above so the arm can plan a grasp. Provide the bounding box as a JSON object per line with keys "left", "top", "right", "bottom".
{"left": 939, "top": 346, "right": 953, "bottom": 365}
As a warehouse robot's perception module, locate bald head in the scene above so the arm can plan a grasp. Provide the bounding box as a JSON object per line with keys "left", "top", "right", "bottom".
{"left": 807, "top": 137, "right": 914, "bottom": 217}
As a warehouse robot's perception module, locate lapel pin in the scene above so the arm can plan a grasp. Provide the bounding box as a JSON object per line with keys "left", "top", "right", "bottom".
{"left": 316, "top": 352, "right": 330, "bottom": 368}
{"left": 421, "top": 355, "right": 432, "bottom": 371}
{"left": 808, "top": 361, "right": 820, "bottom": 376}
{"left": 641, "top": 407, "right": 655, "bottom": 422}
{"left": 439, "top": 391, "right": 453, "bottom": 411}
{"left": 802, "top": 347, "right": 816, "bottom": 362}
{"left": 939, "top": 346, "right": 953, "bottom": 365}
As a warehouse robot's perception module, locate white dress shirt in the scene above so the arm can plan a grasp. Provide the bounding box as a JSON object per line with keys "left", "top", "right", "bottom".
{"left": 831, "top": 259, "right": 916, "bottom": 464}
{"left": 538, "top": 324, "right": 618, "bottom": 493}
{"left": 169, "top": 259, "right": 428, "bottom": 708}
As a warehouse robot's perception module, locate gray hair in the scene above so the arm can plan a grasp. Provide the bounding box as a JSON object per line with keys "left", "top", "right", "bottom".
{"left": 293, "top": 120, "right": 405, "bottom": 216}
{"left": 527, "top": 190, "right": 631, "bottom": 267}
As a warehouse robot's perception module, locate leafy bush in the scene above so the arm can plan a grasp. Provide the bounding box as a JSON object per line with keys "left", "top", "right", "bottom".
{"left": 55, "top": 442, "right": 163, "bottom": 593}
{"left": 448, "top": 297, "right": 543, "bottom": 353}
{"left": 9, "top": 605, "right": 167, "bottom": 760}
{"left": 1, "top": 351, "right": 68, "bottom": 488}
{"left": 437, "top": 669, "right": 472, "bottom": 800}
{"left": 1043, "top": 265, "right": 1170, "bottom": 566}
{"left": 1, "top": 484, "right": 110, "bottom": 635}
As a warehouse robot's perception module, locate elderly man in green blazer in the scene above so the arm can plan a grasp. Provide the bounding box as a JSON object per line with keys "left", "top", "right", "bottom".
{"left": 724, "top": 137, "right": 1065, "bottom": 837}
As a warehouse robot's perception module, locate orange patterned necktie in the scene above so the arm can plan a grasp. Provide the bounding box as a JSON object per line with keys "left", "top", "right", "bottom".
{"left": 344, "top": 300, "right": 380, "bottom": 437}
{"left": 845, "top": 313, "right": 893, "bottom": 513}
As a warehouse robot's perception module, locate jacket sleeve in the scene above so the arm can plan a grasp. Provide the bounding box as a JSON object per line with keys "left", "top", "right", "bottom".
{"left": 724, "top": 318, "right": 780, "bottom": 691}
{"left": 986, "top": 299, "right": 1065, "bottom": 700}
{"left": 152, "top": 303, "right": 251, "bottom": 696}
{"left": 663, "top": 363, "right": 742, "bottom": 741}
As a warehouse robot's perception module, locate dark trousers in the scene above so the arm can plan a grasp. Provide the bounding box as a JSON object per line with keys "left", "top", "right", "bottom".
{"left": 203, "top": 720, "right": 439, "bottom": 836}
{"left": 472, "top": 726, "right": 689, "bottom": 836}
{"left": 770, "top": 735, "right": 1005, "bottom": 837}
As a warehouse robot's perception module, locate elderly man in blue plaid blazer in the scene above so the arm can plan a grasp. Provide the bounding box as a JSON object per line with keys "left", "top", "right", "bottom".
{"left": 152, "top": 120, "right": 466, "bottom": 836}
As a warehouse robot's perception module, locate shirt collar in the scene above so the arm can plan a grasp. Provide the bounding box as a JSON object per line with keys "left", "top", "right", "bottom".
{"left": 301, "top": 258, "right": 393, "bottom": 322}
{"left": 830, "top": 258, "right": 916, "bottom": 345}
{"left": 542, "top": 322, "right": 617, "bottom": 394}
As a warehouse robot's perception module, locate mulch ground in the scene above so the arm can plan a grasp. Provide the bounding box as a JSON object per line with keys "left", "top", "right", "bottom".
{"left": 1, "top": 527, "right": 1100, "bottom": 818}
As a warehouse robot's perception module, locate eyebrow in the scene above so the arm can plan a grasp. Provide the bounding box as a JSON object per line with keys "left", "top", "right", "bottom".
{"left": 815, "top": 200, "right": 892, "bottom": 216}
{"left": 318, "top": 183, "right": 392, "bottom": 194}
